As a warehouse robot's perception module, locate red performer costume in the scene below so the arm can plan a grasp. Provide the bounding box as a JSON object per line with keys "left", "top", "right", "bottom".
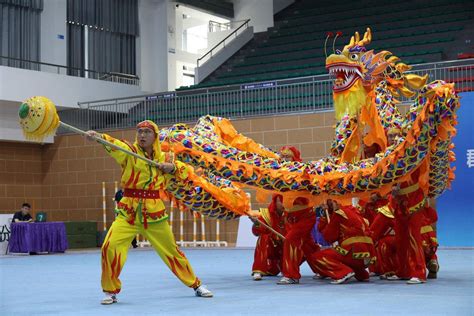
{"left": 389, "top": 168, "right": 427, "bottom": 284}
{"left": 310, "top": 200, "right": 375, "bottom": 284}
{"left": 419, "top": 204, "right": 439, "bottom": 279}
{"left": 369, "top": 205, "right": 397, "bottom": 277}
{"left": 277, "top": 146, "right": 320, "bottom": 285}
{"left": 359, "top": 193, "right": 389, "bottom": 226}
{"left": 251, "top": 194, "right": 286, "bottom": 280}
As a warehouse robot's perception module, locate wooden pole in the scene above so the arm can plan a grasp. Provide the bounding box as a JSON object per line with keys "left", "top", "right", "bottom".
{"left": 102, "top": 182, "right": 107, "bottom": 232}
{"left": 247, "top": 212, "right": 286, "bottom": 240}
{"left": 201, "top": 215, "right": 206, "bottom": 242}
{"left": 61, "top": 122, "right": 161, "bottom": 168}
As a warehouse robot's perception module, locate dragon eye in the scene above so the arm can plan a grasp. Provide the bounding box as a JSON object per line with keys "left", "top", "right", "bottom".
{"left": 350, "top": 53, "right": 359, "bottom": 60}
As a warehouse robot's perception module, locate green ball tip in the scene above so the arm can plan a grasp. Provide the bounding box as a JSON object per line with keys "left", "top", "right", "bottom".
{"left": 19, "top": 103, "right": 29, "bottom": 119}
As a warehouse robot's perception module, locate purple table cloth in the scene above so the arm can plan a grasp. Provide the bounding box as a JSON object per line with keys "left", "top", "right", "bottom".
{"left": 8, "top": 222, "right": 68, "bottom": 253}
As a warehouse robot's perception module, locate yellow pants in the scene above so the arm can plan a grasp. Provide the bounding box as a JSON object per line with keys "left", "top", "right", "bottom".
{"left": 101, "top": 216, "right": 201, "bottom": 293}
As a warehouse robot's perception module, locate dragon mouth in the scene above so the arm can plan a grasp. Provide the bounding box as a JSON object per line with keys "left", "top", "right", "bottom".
{"left": 327, "top": 63, "right": 363, "bottom": 92}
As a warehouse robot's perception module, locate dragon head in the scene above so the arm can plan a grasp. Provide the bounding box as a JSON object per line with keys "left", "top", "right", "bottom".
{"left": 326, "top": 28, "right": 389, "bottom": 94}
{"left": 326, "top": 28, "right": 428, "bottom": 119}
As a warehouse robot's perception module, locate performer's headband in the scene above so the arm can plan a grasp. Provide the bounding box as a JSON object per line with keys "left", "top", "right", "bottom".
{"left": 137, "top": 121, "right": 156, "bottom": 134}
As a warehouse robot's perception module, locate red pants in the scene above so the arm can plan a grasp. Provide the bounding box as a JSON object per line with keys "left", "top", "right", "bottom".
{"left": 252, "top": 234, "right": 283, "bottom": 276}
{"left": 282, "top": 211, "right": 319, "bottom": 279}
{"left": 373, "top": 235, "right": 397, "bottom": 275}
{"left": 310, "top": 248, "right": 369, "bottom": 281}
{"left": 422, "top": 234, "right": 438, "bottom": 269}
{"left": 394, "top": 211, "right": 426, "bottom": 280}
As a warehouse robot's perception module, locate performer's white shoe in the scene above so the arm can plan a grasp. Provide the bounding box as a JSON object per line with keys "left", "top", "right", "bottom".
{"left": 195, "top": 285, "right": 213, "bottom": 298}
{"left": 253, "top": 273, "right": 262, "bottom": 281}
{"left": 386, "top": 275, "right": 401, "bottom": 281}
{"left": 406, "top": 277, "right": 425, "bottom": 284}
{"left": 312, "top": 273, "right": 327, "bottom": 280}
{"left": 330, "top": 272, "right": 355, "bottom": 284}
{"left": 277, "top": 277, "right": 299, "bottom": 284}
{"left": 101, "top": 293, "right": 118, "bottom": 305}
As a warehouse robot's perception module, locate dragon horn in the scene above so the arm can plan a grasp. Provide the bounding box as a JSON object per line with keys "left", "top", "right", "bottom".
{"left": 358, "top": 28, "right": 372, "bottom": 47}
{"left": 343, "top": 35, "right": 356, "bottom": 51}
{"left": 354, "top": 31, "right": 360, "bottom": 43}
{"left": 343, "top": 28, "right": 371, "bottom": 50}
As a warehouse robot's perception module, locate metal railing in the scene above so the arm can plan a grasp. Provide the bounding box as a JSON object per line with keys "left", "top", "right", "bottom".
{"left": 208, "top": 20, "right": 230, "bottom": 32}
{"left": 208, "top": 20, "right": 250, "bottom": 33}
{"left": 0, "top": 56, "right": 140, "bottom": 86}
{"left": 59, "top": 58, "right": 474, "bottom": 133}
{"left": 197, "top": 19, "right": 251, "bottom": 67}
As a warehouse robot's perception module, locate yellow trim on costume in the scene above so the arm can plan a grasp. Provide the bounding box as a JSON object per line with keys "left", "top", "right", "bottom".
{"left": 259, "top": 208, "right": 271, "bottom": 226}
{"left": 377, "top": 206, "right": 394, "bottom": 218}
{"left": 341, "top": 236, "right": 373, "bottom": 247}
{"left": 352, "top": 252, "right": 371, "bottom": 259}
{"left": 334, "top": 245, "right": 348, "bottom": 256}
{"left": 335, "top": 209, "right": 348, "bottom": 219}
{"left": 399, "top": 183, "right": 420, "bottom": 195}
{"left": 421, "top": 225, "right": 434, "bottom": 234}
{"left": 408, "top": 199, "right": 425, "bottom": 214}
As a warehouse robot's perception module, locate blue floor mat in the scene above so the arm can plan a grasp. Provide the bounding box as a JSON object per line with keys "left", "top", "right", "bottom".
{"left": 1, "top": 248, "right": 473, "bottom": 315}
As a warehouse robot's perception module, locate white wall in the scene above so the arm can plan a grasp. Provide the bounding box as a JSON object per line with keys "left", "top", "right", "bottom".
{"left": 233, "top": 0, "right": 274, "bottom": 33}
{"left": 138, "top": 0, "right": 169, "bottom": 93}
{"left": 206, "top": 29, "right": 233, "bottom": 52}
{"left": 195, "top": 26, "right": 254, "bottom": 83}
{"left": 0, "top": 66, "right": 142, "bottom": 143}
{"left": 0, "top": 66, "right": 142, "bottom": 107}
{"left": 40, "top": 0, "right": 67, "bottom": 67}
{"left": 167, "top": 1, "right": 177, "bottom": 91}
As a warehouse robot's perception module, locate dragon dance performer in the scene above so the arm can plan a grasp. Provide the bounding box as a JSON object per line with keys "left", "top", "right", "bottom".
{"left": 420, "top": 201, "right": 440, "bottom": 279}
{"left": 388, "top": 174, "right": 427, "bottom": 284}
{"left": 310, "top": 199, "right": 375, "bottom": 284}
{"left": 369, "top": 205, "right": 397, "bottom": 278}
{"left": 277, "top": 146, "right": 320, "bottom": 285}
{"left": 359, "top": 192, "right": 389, "bottom": 226}
{"left": 86, "top": 120, "right": 213, "bottom": 305}
{"left": 251, "top": 194, "right": 286, "bottom": 280}
{"left": 384, "top": 126, "right": 427, "bottom": 284}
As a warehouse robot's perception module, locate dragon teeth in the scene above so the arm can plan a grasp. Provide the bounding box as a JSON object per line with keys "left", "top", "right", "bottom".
{"left": 329, "top": 66, "right": 356, "bottom": 75}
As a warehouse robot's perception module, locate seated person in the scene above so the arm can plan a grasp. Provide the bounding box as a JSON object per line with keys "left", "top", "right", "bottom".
{"left": 13, "top": 203, "right": 33, "bottom": 223}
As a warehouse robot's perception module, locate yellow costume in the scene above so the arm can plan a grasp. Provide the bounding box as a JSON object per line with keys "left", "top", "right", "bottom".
{"left": 100, "top": 120, "right": 200, "bottom": 294}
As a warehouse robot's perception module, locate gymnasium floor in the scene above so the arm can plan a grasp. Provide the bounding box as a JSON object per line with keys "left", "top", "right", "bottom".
{"left": 1, "top": 248, "right": 473, "bottom": 315}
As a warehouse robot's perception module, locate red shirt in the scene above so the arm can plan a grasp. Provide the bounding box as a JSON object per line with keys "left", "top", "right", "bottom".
{"left": 319, "top": 205, "right": 374, "bottom": 255}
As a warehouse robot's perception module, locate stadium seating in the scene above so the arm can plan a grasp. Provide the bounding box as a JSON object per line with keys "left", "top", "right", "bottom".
{"left": 179, "top": 0, "right": 473, "bottom": 91}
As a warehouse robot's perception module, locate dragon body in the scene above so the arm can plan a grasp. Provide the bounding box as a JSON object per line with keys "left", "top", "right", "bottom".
{"left": 159, "top": 28, "right": 459, "bottom": 215}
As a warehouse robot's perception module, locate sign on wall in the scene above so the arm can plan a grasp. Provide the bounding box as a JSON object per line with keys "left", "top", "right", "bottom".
{"left": 437, "top": 92, "right": 474, "bottom": 246}
{"left": 0, "top": 214, "right": 14, "bottom": 255}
